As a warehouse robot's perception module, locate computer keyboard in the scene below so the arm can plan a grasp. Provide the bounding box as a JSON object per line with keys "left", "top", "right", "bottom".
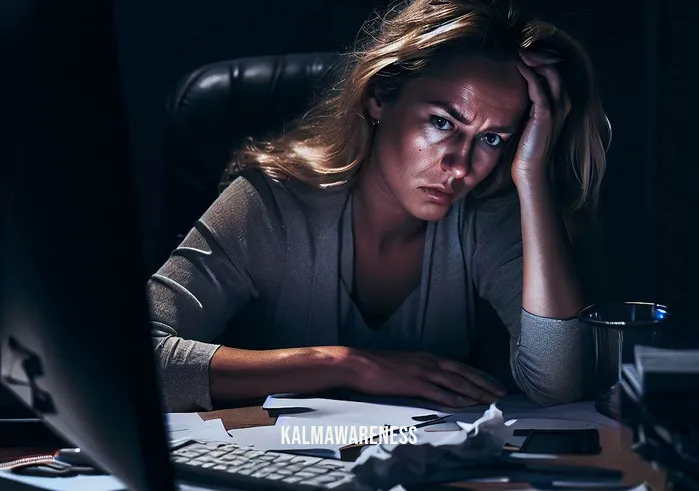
{"left": 171, "top": 440, "right": 358, "bottom": 490}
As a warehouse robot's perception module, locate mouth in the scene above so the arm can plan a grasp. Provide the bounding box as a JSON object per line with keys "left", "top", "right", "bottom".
{"left": 419, "top": 186, "right": 454, "bottom": 206}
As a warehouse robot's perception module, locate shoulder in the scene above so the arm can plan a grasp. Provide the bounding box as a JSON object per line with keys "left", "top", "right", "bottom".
{"left": 206, "top": 170, "right": 285, "bottom": 235}
{"left": 213, "top": 169, "right": 350, "bottom": 234}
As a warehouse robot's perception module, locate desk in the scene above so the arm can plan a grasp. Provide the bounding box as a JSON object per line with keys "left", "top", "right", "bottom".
{"left": 0, "top": 405, "right": 666, "bottom": 491}
{"left": 200, "top": 405, "right": 667, "bottom": 491}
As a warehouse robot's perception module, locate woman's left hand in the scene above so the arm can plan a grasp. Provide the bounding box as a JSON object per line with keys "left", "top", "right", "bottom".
{"left": 512, "top": 50, "right": 571, "bottom": 185}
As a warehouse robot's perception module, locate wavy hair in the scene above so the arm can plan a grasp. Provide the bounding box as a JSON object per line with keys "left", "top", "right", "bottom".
{"left": 232, "top": 0, "right": 610, "bottom": 214}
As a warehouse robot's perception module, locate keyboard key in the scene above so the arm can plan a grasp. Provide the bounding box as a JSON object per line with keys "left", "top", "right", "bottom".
{"left": 220, "top": 454, "right": 241, "bottom": 462}
{"left": 325, "top": 476, "right": 354, "bottom": 489}
{"left": 172, "top": 449, "right": 202, "bottom": 459}
{"left": 317, "top": 460, "right": 347, "bottom": 469}
{"left": 293, "top": 471, "right": 317, "bottom": 480}
{"left": 282, "top": 476, "right": 303, "bottom": 484}
{"left": 206, "top": 450, "right": 227, "bottom": 458}
{"left": 216, "top": 444, "right": 241, "bottom": 452}
{"left": 301, "top": 475, "right": 338, "bottom": 485}
{"left": 290, "top": 456, "right": 322, "bottom": 466}
{"left": 251, "top": 469, "right": 274, "bottom": 478}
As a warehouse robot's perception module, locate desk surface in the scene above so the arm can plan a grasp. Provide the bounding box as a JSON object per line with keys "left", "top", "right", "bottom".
{"left": 200, "top": 405, "right": 666, "bottom": 491}
{"left": 0, "top": 405, "right": 666, "bottom": 491}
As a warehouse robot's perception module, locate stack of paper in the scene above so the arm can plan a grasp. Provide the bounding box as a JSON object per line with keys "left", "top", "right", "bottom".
{"left": 627, "top": 345, "right": 699, "bottom": 395}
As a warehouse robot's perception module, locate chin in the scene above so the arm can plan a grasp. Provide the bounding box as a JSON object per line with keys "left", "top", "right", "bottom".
{"left": 409, "top": 203, "right": 451, "bottom": 222}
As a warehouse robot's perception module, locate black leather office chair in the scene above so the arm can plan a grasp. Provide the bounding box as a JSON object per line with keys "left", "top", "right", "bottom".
{"left": 159, "top": 52, "right": 341, "bottom": 262}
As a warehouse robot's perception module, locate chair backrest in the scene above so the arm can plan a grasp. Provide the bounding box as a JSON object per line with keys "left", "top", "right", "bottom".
{"left": 159, "top": 52, "right": 340, "bottom": 261}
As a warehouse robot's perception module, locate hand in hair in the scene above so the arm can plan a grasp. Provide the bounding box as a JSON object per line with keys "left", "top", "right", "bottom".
{"left": 511, "top": 50, "right": 572, "bottom": 184}
{"left": 345, "top": 349, "right": 507, "bottom": 408}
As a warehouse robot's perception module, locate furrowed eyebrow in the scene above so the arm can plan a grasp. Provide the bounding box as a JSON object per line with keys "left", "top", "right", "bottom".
{"left": 427, "top": 100, "right": 518, "bottom": 133}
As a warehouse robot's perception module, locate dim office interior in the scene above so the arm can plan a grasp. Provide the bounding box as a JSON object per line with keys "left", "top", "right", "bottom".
{"left": 1, "top": 0, "right": 698, "bottom": 491}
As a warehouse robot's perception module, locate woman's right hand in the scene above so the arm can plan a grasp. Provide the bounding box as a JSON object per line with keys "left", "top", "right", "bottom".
{"left": 344, "top": 349, "right": 507, "bottom": 408}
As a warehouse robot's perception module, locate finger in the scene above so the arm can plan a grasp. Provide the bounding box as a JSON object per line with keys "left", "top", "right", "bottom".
{"left": 438, "top": 360, "right": 507, "bottom": 397}
{"left": 517, "top": 62, "right": 551, "bottom": 117}
{"left": 532, "top": 64, "right": 572, "bottom": 125}
{"left": 532, "top": 64, "right": 562, "bottom": 105}
{"left": 405, "top": 378, "right": 480, "bottom": 408}
{"left": 422, "top": 368, "right": 497, "bottom": 404}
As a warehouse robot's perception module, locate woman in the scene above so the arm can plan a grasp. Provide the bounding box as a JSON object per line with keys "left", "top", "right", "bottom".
{"left": 149, "top": 0, "right": 610, "bottom": 412}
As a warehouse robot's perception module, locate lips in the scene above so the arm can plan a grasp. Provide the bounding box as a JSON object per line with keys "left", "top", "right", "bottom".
{"left": 420, "top": 186, "right": 453, "bottom": 206}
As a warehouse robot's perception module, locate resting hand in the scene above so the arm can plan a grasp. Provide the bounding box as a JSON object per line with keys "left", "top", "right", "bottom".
{"left": 512, "top": 50, "right": 571, "bottom": 184}
{"left": 346, "top": 349, "right": 507, "bottom": 408}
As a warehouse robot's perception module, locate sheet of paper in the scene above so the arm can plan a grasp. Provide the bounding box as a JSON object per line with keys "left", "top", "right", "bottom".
{"left": 169, "top": 418, "right": 233, "bottom": 445}
{"left": 263, "top": 394, "right": 450, "bottom": 427}
{"left": 165, "top": 412, "right": 204, "bottom": 432}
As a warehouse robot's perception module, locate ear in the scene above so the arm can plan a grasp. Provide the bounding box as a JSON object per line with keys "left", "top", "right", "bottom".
{"left": 364, "top": 83, "right": 385, "bottom": 122}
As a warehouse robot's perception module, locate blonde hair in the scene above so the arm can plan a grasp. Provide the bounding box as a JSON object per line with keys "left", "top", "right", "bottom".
{"left": 232, "top": 0, "right": 610, "bottom": 214}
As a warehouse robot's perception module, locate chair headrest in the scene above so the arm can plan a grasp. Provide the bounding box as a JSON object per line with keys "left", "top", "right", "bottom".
{"left": 161, "top": 52, "right": 340, "bottom": 255}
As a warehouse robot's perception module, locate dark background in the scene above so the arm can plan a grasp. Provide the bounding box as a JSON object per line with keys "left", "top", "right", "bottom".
{"left": 114, "top": 0, "right": 695, "bottom": 311}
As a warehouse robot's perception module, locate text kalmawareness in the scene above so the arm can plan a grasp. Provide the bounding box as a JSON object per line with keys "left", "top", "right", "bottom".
{"left": 280, "top": 425, "right": 418, "bottom": 445}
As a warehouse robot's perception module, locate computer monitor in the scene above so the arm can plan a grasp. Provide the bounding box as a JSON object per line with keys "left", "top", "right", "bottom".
{"left": 0, "top": 1, "right": 175, "bottom": 490}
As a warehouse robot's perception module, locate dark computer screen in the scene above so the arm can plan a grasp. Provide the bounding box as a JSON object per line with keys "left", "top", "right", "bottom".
{"left": 0, "top": 1, "right": 175, "bottom": 490}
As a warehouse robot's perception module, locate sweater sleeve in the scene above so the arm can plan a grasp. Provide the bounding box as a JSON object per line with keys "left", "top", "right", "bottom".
{"left": 147, "top": 172, "right": 285, "bottom": 412}
{"left": 469, "top": 190, "right": 594, "bottom": 406}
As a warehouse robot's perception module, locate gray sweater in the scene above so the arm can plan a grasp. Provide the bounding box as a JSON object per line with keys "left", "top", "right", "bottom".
{"left": 147, "top": 170, "right": 594, "bottom": 412}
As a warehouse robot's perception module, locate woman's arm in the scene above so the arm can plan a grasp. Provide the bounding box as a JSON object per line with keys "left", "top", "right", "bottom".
{"left": 470, "top": 191, "right": 593, "bottom": 407}
{"left": 468, "top": 52, "right": 602, "bottom": 406}
{"left": 209, "top": 346, "right": 353, "bottom": 403}
{"left": 512, "top": 51, "right": 585, "bottom": 319}
{"left": 148, "top": 173, "right": 353, "bottom": 411}
{"left": 514, "top": 177, "right": 584, "bottom": 318}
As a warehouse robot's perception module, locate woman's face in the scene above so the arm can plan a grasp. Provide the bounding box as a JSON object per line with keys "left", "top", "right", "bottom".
{"left": 366, "top": 54, "right": 529, "bottom": 221}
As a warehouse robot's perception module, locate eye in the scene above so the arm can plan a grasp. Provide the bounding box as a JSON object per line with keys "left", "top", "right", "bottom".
{"left": 480, "top": 133, "right": 503, "bottom": 147}
{"left": 429, "top": 116, "right": 454, "bottom": 131}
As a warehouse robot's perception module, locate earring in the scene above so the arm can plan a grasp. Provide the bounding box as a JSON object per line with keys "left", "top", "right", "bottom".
{"left": 372, "top": 119, "right": 379, "bottom": 127}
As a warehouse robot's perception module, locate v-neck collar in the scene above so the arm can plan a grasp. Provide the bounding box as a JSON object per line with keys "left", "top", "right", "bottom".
{"left": 339, "top": 192, "right": 436, "bottom": 331}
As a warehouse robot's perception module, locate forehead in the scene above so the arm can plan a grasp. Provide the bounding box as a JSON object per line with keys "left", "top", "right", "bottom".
{"left": 400, "top": 54, "right": 529, "bottom": 124}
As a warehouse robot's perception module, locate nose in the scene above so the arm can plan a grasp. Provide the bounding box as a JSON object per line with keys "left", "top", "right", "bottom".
{"left": 441, "top": 136, "right": 472, "bottom": 178}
